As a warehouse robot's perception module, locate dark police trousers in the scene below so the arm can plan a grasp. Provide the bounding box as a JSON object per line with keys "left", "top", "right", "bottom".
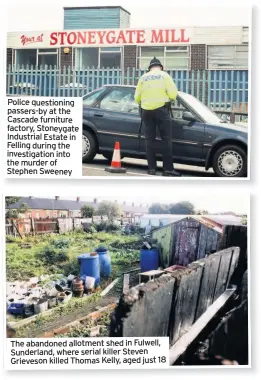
{"left": 142, "top": 106, "right": 173, "bottom": 172}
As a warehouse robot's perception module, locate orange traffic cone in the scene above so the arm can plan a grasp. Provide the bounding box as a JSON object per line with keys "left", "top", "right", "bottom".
{"left": 105, "top": 141, "right": 126, "bottom": 173}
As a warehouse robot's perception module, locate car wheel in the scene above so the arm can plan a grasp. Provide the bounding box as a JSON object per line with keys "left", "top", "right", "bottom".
{"left": 82, "top": 130, "right": 97, "bottom": 163}
{"left": 212, "top": 145, "right": 247, "bottom": 177}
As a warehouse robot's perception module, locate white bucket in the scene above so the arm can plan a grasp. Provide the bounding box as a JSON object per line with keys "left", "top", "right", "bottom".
{"left": 34, "top": 299, "right": 48, "bottom": 314}
{"left": 85, "top": 276, "right": 95, "bottom": 290}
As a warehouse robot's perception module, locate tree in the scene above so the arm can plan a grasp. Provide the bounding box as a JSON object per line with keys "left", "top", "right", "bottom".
{"left": 197, "top": 210, "right": 209, "bottom": 215}
{"left": 149, "top": 203, "right": 169, "bottom": 214}
{"left": 81, "top": 204, "right": 95, "bottom": 218}
{"left": 5, "top": 197, "right": 28, "bottom": 219}
{"left": 168, "top": 201, "right": 195, "bottom": 215}
{"left": 97, "top": 201, "right": 121, "bottom": 221}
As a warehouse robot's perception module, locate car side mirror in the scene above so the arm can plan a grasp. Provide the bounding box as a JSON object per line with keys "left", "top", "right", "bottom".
{"left": 182, "top": 111, "right": 196, "bottom": 122}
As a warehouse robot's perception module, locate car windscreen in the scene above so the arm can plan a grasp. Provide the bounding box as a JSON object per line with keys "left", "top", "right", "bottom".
{"left": 82, "top": 88, "right": 105, "bottom": 106}
{"left": 178, "top": 92, "right": 222, "bottom": 124}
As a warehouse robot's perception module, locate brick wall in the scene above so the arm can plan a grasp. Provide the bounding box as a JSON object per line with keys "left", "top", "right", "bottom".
{"left": 60, "top": 47, "right": 74, "bottom": 69}
{"left": 191, "top": 44, "right": 206, "bottom": 70}
{"left": 123, "top": 45, "right": 137, "bottom": 69}
{"left": 24, "top": 209, "right": 69, "bottom": 218}
{"left": 7, "top": 48, "right": 13, "bottom": 67}
{"left": 190, "top": 45, "right": 207, "bottom": 100}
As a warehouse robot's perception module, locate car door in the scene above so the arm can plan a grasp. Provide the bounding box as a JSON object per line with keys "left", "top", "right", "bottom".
{"left": 139, "top": 97, "right": 205, "bottom": 164}
{"left": 87, "top": 87, "right": 141, "bottom": 154}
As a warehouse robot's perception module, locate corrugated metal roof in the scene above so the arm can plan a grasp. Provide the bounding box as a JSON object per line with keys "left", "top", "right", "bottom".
{"left": 63, "top": 6, "right": 131, "bottom": 15}
{"left": 141, "top": 214, "right": 242, "bottom": 233}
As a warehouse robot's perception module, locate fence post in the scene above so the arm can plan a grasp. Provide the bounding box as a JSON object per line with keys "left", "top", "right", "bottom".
{"left": 12, "top": 220, "right": 16, "bottom": 237}
{"left": 31, "top": 218, "right": 35, "bottom": 236}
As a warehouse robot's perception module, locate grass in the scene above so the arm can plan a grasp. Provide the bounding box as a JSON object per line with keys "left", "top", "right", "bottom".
{"left": 6, "top": 231, "right": 142, "bottom": 282}
{"left": 56, "top": 309, "right": 112, "bottom": 337}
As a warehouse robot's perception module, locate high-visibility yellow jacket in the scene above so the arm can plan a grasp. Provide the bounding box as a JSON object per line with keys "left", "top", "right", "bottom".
{"left": 134, "top": 69, "right": 178, "bottom": 110}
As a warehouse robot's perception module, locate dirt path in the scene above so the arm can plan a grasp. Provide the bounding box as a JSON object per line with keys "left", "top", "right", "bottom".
{"left": 17, "top": 296, "right": 117, "bottom": 338}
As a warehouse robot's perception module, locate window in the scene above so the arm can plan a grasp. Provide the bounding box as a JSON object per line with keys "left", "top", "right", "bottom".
{"left": 16, "top": 49, "right": 36, "bottom": 66}
{"left": 99, "top": 88, "right": 139, "bottom": 113}
{"left": 53, "top": 211, "right": 57, "bottom": 218}
{"left": 37, "top": 48, "right": 58, "bottom": 67}
{"left": 100, "top": 47, "right": 121, "bottom": 68}
{"left": 208, "top": 45, "right": 248, "bottom": 69}
{"left": 35, "top": 211, "right": 40, "bottom": 219}
{"left": 171, "top": 98, "right": 187, "bottom": 120}
{"left": 46, "top": 211, "right": 50, "bottom": 218}
{"left": 75, "top": 48, "right": 99, "bottom": 69}
{"left": 75, "top": 47, "right": 122, "bottom": 69}
{"left": 83, "top": 88, "right": 105, "bottom": 106}
{"left": 15, "top": 48, "right": 58, "bottom": 67}
{"left": 138, "top": 46, "right": 189, "bottom": 70}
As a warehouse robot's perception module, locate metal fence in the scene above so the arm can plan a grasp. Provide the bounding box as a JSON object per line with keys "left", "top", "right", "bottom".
{"left": 6, "top": 65, "right": 248, "bottom": 115}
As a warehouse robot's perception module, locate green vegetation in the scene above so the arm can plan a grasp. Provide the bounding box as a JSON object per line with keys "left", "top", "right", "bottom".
{"left": 96, "top": 201, "right": 121, "bottom": 221}
{"left": 81, "top": 204, "right": 95, "bottom": 218}
{"left": 5, "top": 196, "right": 28, "bottom": 219}
{"left": 6, "top": 231, "right": 142, "bottom": 281}
{"left": 57, "top": 309, "right": 112, "bottom": 337}
{"left": 15, "top": 292, "right": 101, "bottom": 338}
{"left": 149, "top": 201, "right": 196, "bottom": 214}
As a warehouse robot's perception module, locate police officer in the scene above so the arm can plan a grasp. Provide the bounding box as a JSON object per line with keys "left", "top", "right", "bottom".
{"left": 135, "top": 57, "right": 180, "bottom": 176}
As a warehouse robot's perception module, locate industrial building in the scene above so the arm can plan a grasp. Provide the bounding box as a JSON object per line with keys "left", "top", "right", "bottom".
{"left": 7, "top": 6, "right": 249, "bottom": 71}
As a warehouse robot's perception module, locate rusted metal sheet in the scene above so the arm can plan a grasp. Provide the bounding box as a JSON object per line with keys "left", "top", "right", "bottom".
{"left": 172, "top": 219, "right": 201, "bottom": 266}
{"left": 153, "top": 217, "right": 222, "bottom": 269}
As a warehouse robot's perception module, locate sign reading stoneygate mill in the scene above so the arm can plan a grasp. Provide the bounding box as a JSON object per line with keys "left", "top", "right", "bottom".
{"left": 10, "top": 28, "right": 193, "bottom": 48}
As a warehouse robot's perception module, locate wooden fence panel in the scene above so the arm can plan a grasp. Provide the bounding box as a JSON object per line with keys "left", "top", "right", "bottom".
{"left": 195, "top": 252, "right": 222, "bottom": 320}
{"left": 110, "top": 247, "right": 241, "bottom": 340}
{"left": 58, "top": 218, "right": 73, "bottom": 233}
{"left": 34, "top": 219, "right": 58, "bottom": 234}
{"left": 213, "top": 248, "right": 234, "bottom": 301}
{"left": 227, "top": 247, "right": 240, "bottom": 286}
{"left": 169, "top": 263, "right": 204, "bottom": 345}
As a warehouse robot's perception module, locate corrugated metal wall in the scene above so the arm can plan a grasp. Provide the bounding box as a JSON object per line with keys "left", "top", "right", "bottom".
{"left": 195, "top": 26, "right": 247, "bottom": 45}
{"left": 152, "top": 217, "right": 221, "bottom": 268}
{"left": 64, "top": 8, "right": 121, "bottom": 29}
{"left": 120, "top": 8, "right": 130, "bottom": 28}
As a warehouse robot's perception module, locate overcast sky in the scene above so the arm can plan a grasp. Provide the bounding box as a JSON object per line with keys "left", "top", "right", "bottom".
{"left": 7, "top": 1, "right": 251, "bottom": 32}
{"left": 40, "top": 195, "right": 249, "bottom": 214}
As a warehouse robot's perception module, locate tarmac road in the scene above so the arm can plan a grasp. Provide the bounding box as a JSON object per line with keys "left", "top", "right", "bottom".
{"left": 82, "top": 155, "right": 216, "bottom": 177}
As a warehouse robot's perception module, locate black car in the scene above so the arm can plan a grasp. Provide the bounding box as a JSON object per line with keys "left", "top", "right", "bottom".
{"left": 82, "top": 85, "right": 248, "bottom": 177}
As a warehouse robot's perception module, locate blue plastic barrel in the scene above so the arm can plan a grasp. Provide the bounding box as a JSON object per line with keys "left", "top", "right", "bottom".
{"left": 77, "top": 253, "right": 100, "bottom": 287}
{"left": 95, "top": 247, "right": 111, "bottom": 278}
{"left": 140, "top": 248, "right": 159, "bottom": 272}
{"left": 8, "top": 303, "right": 25, "bottom": 315}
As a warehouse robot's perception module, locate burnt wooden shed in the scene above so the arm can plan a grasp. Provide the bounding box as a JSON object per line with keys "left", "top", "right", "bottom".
{"left": 151, "top": 215, "right": 243, "bottom": 268}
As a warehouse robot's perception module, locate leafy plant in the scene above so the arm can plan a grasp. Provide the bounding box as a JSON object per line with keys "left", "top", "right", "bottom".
{"left": 36, "top": 245, "right": 69, "bottom": 265}
{"left": 81, "top": 205, "right": 95, "bottom": 218}
{"left": 51, "top": 238, "right": 71, "bottom": 249}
